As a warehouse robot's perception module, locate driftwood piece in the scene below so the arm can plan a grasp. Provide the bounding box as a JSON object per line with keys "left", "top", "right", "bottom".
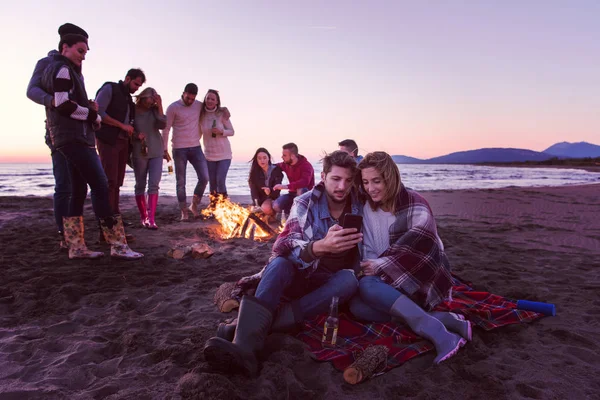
{"left": 191, "top": 243, "right": 214, "bottom": 259}
{"left": 168, "top": 243, "right": 214, "bottom": 260}
{"left": 343, "top": 345, "right": 389, "bottom": 385}
{"left": 167, "top": 245, "right": 192, "bottom": 259}
{"left": 214, "top": 281, "right": 239, "bottom": 312}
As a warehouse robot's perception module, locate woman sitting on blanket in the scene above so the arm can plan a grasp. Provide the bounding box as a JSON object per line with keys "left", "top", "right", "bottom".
{"left": 349, "top": 151, "right": 471, "bottom": 364}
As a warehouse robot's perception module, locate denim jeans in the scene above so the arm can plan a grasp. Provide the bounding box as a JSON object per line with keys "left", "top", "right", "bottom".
{"left": 348, "top": 275, "right": 402, "bottom": 322}
{"left": 132, "top": 156, "right": 163, "bottom": 195}
{"left": 173, "top": 146, "right": 209, "bottom": 203}
{"left": 51, "top": 149, "right": 73, "bottom": 232}
{"left": 206, "top": 159, "right": 232, "bottom": 195}
{"left": 273, "top": 188, "right": 309, "bottom": 215}
{"left": 254, "top": 256, "right": 358, "bottom": 318}
{"left": 57, "top": 142, "right": 112, "bottom": 219}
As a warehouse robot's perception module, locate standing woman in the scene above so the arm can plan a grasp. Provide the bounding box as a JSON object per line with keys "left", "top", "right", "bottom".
{"left": 349, "top": 152, "right": 469, "bottom": 364}
{"left": 200, "top": 89, "right": 234, "bottom": 199}
{"left": 132, "top": 87, "right": 166, "bottom": 229}
{"left": 42, "top": 29, "right": 142, "bottom": 260}
{"left": 248, "top": 147, "right": 283, "bottom": 216}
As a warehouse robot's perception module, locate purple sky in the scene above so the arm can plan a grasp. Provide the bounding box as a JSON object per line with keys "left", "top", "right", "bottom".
{"left": 3, "top": 0, "right": 599, "bottom": 162}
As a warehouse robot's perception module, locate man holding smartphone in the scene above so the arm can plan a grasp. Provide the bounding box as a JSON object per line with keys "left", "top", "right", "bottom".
{"left": 204, "top": 150, "right": 363, "bottom": 376}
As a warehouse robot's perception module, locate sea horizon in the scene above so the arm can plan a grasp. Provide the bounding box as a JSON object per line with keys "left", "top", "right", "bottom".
{"left": 1, "top": 162, "right": 599, "bottom": 198}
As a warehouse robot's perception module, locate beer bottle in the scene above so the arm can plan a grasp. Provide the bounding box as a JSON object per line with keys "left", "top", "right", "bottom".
{"left": 322, "top": 296, "right": 339, "bottom": 348}
{"left": 211, "top": 119, "right": 217, "bottom": 138}
{"left": 141, "top": 138, "right": 148, "bottom": 156}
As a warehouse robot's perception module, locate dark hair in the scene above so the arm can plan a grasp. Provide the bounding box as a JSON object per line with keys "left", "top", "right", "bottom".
{"left": 199, "top": 89, "right": 222, "bottom": 122}
{"left": 338, "top": 139, "right": 359, "bottom": 156}
{"left": 58, "top": 34, "right": 88, "bottom": 53}
{"left": 249, "top": 147, "right": 272, "bottom": 177}
{"left": 358, "top": 151, "right": 401, "bottom": 212}
{"left": 321, "top": 150, "right": 357, "bottom": 176}
{"left": 126, "top": 68, "right": 146, "bottom": 83}
{"left": 282, "top": 143, "right": 299, "bottom": 156}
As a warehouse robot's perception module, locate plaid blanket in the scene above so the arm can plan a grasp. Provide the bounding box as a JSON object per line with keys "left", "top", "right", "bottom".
{"left": 370, "top": 184, "right": 453, "bottom": 311}
{"left": 295, "top": 276, "right": 544, "bottom": 371}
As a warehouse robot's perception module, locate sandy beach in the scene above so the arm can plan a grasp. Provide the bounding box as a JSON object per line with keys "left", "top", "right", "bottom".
{"left": 1, "top": 184, "right": 599, "bottom": 399}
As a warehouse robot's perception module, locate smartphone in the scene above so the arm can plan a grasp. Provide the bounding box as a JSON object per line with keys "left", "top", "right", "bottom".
{"left": 341, "top": 213, "right": 363, "bottom": 233}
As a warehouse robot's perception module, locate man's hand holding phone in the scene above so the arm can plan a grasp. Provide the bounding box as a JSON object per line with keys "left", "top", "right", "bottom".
{"left": 313, "top": 224, "right": 362, "bottom": 256}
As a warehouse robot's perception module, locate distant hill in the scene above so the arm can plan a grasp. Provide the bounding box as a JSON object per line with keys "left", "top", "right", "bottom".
{"left": 390, "top": 148, "right": 553, "bottom": 164}
{"left": 543, "top": 142, "right": 600, "bottom": 158}
{"left": 391, "top": 155, "right": 423, "bottom": 163}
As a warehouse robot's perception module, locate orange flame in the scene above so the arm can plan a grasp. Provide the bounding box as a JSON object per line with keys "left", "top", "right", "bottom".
{"left": 201, "top": 195, "right": 277, "bottom": 240}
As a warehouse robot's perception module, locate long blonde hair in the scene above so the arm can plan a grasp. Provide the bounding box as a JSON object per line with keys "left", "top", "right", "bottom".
{"left": 358, "top": 151, "right": 401, "bottom": 211}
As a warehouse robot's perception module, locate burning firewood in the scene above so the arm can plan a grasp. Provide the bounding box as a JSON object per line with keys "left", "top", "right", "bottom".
{"left": 201, "top": 194, "right": 280, "bottom": 240}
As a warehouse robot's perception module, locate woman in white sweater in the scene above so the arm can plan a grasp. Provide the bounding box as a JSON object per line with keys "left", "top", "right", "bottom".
{"left": 199, "top": 89, "right": 235, "bottom": 198}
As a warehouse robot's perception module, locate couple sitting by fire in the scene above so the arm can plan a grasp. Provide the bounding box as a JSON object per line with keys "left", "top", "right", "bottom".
{"left": 247, "top": 143, "right": 315, "bottom": 219}
{"left": 204, "top": 150, "right": 471, "bottom": 376}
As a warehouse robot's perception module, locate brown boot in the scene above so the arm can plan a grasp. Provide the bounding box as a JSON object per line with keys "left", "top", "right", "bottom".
{"left": 179, "top": 202, "right": 189, "bottom": 221}
{"left": 188, "top": 195, "right": 201, "bottom": 218}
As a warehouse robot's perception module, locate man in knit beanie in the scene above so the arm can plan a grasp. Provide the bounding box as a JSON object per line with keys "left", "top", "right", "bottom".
{"left": 26, "top": 23, "right": 90, "bottom": 249}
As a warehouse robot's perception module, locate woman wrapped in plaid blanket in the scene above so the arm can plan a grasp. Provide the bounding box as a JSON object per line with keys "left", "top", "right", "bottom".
{"left": 349, "top": 152, "right": 471, "bottom": 364}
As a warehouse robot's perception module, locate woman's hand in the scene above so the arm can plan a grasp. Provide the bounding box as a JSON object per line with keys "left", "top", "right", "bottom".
{"left": 211, "top": 127, "right": 223, "bottom": 136}
{"left": 273, "top": 184, "right": 286, "bottom": 191}
{"left": 262, "top": 187, "right": 271, "bottom": 196}
{"left": 163, "top": 151, "right": 171, "bottom": 162}
{"left": 88, "top": 100, "right": 99, "bottom": 112}
{"left": 153, "top": 93, "right": 162, "bottom": 107}
{"left": 138, "top": 132, "right": 146, "bottom": 140}
{"left": 360, "top": 259, "right": 380, "bottom": 276}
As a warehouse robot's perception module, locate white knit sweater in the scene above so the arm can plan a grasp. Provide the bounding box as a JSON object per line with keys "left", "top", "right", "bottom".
{"left": 362, "top": 205, "right": 396, "bottom": 259}
{"left": 163, "top": 99, "right": 202, "bottom": 150}
{"left": 200, "top": 109, "right": 235, "bottom": 161}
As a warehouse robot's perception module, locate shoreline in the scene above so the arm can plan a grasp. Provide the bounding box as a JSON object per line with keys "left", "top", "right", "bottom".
{"left": 1, "top": 185, "right": 599, "bottom": 398}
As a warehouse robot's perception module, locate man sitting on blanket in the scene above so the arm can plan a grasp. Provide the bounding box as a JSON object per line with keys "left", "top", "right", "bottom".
{"left": 203, "top": 150, "right": 364, "bottom": 376}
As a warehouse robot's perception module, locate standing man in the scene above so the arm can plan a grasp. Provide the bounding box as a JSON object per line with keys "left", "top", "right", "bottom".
{"left": 272, "top": 142, "right": 315, "bottom": 217}
{"left": 26, "top": 23, "right": 88, "bottom": 248}
{"left": 338, "top": 139, "right": 363, "bottom": 163}
{"left": 162, "top": 83, "right": 230, "bottom": 221}
{"left": 203, "top": 150, "right": 363, "bottom": 376}
{"left": 95, "top": 69, "right": 146, "bottom": 216}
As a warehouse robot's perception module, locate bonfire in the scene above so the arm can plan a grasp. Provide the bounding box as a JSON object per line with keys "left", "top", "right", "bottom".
{"left": 201, "top": 195, "right": 279, "bottom": 240}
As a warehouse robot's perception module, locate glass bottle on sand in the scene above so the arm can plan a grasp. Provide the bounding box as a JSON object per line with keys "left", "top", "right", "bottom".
{"left": 322, "top": 296, "right": 339, "bottom": 348}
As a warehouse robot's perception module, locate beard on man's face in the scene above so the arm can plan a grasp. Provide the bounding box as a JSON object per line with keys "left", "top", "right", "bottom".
{"left": 325, "top": 189, "right": 349, "bottom": 204}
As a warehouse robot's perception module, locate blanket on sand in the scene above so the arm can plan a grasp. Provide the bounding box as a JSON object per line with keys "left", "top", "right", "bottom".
{"left": 295, "top": 276, "right": 544, "bottom": 371}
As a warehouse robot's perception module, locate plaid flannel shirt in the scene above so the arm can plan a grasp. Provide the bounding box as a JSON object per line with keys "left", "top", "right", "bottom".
{"left": 235, "top": 182, "right": 362, "bottom": 293}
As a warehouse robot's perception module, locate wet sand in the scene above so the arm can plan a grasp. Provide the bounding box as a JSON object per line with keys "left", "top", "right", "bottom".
{"left": 1, "top": 184, "right": 599, "bottom": 399}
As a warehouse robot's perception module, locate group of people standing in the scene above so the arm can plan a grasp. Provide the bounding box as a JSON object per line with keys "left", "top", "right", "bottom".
{"left": 26, "top": 23, "right": 237, "bottom": 260}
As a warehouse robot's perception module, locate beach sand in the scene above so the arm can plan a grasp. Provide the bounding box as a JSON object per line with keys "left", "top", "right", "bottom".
{"left": 1, "top": 185, "right": 599, "bottom": 399}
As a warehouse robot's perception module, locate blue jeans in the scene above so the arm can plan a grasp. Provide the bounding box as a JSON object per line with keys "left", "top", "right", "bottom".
{"left": 254, "top": 257, "right": 358, "bottom": 318}
{"left": 207, "top": 159, "right": 231, "bottom": 195}
{"left": 273, "top": 188, "right": 309, "bottom": 215}
{"left": 51, "top": 149, "right": 73, "bottom": 232}
{"left": 132, "top": 156, "right": 163, "bottom": 195}
{"left": 57, "top": 142, "right": 112, "bottom": 219}
{"left": 349, "top": 275, "right": 402, "bottom": 323}
{"left": 173, "top": 146, "right": 209, "bottom": 203}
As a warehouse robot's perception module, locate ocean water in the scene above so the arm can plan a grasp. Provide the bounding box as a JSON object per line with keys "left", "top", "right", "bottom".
{"left": 0, "top": 162, "right": 598, "bottom": 197}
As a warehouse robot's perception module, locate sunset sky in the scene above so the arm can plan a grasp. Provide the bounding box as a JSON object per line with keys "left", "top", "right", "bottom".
{"left": 2, "top": 0, "right": 599, "bottom": 163}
